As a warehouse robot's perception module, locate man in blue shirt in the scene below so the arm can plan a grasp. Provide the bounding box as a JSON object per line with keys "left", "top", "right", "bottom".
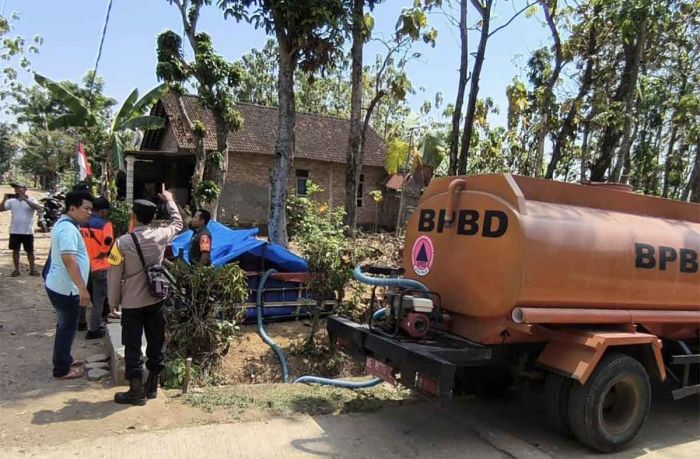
{"left": 45, "top": 190, "right": 93, "bottom": 379}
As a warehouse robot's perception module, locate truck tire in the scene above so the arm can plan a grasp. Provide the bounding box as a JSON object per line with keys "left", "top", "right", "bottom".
{"left": 568, "top": 353, "right": 651, "bottom": 453}
{"left": 544, "top": 373, "right": 573, "bottom": 437}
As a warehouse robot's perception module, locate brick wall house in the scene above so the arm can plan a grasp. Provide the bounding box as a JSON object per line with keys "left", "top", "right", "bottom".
{"left": 125, "top": 93, "right": 388, "bottom": 227}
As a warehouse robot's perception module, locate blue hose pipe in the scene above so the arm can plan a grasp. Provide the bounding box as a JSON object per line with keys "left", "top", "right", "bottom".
{"left": 352, "top": 266, "right": 429, "bottom": 292}
{"left": 255, "top": 266, "right": 391, "bottom": 390}
{"left": 256, "top": 268, "right": 290, "bottom": 383}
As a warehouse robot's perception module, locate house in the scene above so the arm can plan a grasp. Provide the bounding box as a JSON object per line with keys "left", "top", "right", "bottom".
{"left": 123, "top": 93, "right": 389, "bottom": 228}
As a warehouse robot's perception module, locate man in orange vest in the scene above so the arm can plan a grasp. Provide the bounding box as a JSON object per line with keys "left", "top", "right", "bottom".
{"left": 79, "top": 197, "right": 113, "bottom": 339}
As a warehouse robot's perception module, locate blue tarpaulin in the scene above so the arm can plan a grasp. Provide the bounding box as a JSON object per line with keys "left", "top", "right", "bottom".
{"left": 171, "top": 221, "right": 308, "bottom": 272}
{"left": 170, "top": 222, "right": 333, "bottom": 323}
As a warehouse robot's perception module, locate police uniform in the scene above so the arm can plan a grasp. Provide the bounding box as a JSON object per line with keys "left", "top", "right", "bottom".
{"left": 108, "top": 199, "right": 182, "bottom": 404}
{"left": 189, "top": 225, "right": 212, "bottom": 266}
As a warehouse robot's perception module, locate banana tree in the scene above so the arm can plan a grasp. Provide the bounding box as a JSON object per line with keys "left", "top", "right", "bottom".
{"left": 34, "top": 74, "right": 167, "bottom": 193}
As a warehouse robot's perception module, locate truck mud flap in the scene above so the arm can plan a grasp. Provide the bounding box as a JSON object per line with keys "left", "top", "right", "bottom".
{"left": 327, "top": 315, "right": 492, "bottom": 398}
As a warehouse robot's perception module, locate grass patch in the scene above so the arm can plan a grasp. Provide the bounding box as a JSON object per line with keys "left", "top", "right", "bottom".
{"left": 183, "top": 382, "right": 413, "bottom": 420}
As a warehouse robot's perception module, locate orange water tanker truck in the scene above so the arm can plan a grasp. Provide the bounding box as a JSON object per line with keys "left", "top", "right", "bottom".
{"left": 328, "top": 174, "right": 700, "bottom": 452}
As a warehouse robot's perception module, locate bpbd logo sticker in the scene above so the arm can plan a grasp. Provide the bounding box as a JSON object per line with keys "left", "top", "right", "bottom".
{"left": 412, "top": 235, "right": 434, "bottom": 276}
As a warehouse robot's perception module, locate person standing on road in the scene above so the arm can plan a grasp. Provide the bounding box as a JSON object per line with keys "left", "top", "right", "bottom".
{"left": 108, "top": 186, "right": 182, "bottom": 405}
{"left": 0, "top": 183, "right": 43, "bottom": 276}
{"left": 45, "top": 190, "right": 93, "bottom": 379}
{"left": 188, "top": 209, "right": 212, "bottom": 266}
{"left": 79, "top": 197, "right": 114, "bottom": 339}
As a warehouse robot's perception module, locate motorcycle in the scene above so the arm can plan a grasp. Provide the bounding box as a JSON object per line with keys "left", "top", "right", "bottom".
{"left": 37, "top": 190, "right": 65, "bottom": 232}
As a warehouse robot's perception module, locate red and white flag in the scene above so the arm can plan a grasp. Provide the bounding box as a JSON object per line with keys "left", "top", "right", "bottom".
{"left": 77, "top": 143, "right": 92, "bottom": 180}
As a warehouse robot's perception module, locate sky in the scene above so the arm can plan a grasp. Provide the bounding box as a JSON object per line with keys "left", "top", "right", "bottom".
{"left": 4, "top": 0, "right": 553, "bottom": 128}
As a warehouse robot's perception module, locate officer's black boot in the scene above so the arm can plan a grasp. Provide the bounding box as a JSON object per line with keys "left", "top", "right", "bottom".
{"left": 145, "top": 372, "right": 160, "bottom": 399}
{"left": 114, "top": 377, "right": 147, "bottom": 406}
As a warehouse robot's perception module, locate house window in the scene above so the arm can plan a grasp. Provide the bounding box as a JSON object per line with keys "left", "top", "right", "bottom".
{"left": 296, "top": 169, "right": 309, "bottom": 195}
{"left": 357, "top": 174, "right": 365, "bottom": 208}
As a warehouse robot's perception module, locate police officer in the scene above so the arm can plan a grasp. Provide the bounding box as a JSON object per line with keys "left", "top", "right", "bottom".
{"left": 108, "top": 186, "right": 183, "bottom": 405}
{"left": 189, "top": 209, "right": 212, "bottom": 266}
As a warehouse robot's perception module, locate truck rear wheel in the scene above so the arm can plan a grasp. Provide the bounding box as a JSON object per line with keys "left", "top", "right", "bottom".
{"left": 568, "top": 353, "right": 651, "bottom": 452}
{"left": 544, "top": 373, "right": 573, "bottom": 437}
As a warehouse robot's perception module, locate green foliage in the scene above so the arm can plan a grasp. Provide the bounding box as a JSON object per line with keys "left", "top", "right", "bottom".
{"left": 207, "top": 151, "right": 225, "bottom": 169}
{"left": 16, "top": 130, "right": 74, "bottom": 187}
{"left": 34, "top": 73, "right": 164, "bottom": 175}
{"left": 0, "top": 13, "right": 41, "bottom": 112}
{"left": 195, "top": 180, "right": 221, "bottom": 203}
{"left": 193, "top": 120, "right": 207, "bottom": 137}
{"left": 109, "top": 200, "right": 131, "bottom": 237}
{"left": 0, "top": 123, "right": 16, "bottom": 176}
{"left": 289, "top": 182, "right": 370, "bottom": 345}
{"left": 384, "top": 138, "right": 411, "bottom": 174}
{"left": 220, "top": 0, "right": 347, "bottom": 73}
{"left": 166, "top": 260, "right": 248, "bottom": 379}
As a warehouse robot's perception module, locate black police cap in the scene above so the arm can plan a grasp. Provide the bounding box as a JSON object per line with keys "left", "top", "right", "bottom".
{"left": 133, "top": 199, "right": 157, "bottom": 216}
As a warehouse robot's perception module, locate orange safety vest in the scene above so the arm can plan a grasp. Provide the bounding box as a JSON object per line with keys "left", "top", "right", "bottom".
{"left": 80, "top": 215, "right": 114, "bottom": 272}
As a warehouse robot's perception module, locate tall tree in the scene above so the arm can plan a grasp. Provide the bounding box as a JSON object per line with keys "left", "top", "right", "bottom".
{"left": 447, "top": 0, "right": 468, "bottom": 175}
{"left": 344, "top": 0, "right": 378, "bottom": 230}
{"left": 457, "top": 0, "right": 536, "bottom": 174}
{"left": 546, "top": 1, "right": 601, "bottom": 180}
{"left": 590, "top": 1, "right": 650, "bottom": 181}
{"left": 344, "top": 1, "right": 439, "bottom": 229}
{"left": 220, "top": 0, "right": 347, "bottom": 247}
{"left": 533, "top": 0, "right": 564, "bottom": 178}
{"left": 159, "top": 0, "right": 243, "bottom": 219}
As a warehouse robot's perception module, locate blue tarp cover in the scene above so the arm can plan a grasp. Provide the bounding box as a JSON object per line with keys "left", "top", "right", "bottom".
{"left": 171, "top": 221, "right": 308, "bottom": 272}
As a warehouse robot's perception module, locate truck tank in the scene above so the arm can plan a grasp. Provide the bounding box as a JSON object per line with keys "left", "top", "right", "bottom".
{"left": 402, "top": 174, "right": 700, "bottom": 344}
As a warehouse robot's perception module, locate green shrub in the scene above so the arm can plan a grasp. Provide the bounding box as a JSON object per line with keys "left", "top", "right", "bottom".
{"left": 110, "top": 200, "right": 131, "bottom": 237}
{"left": 166, "top": 260, "right": 249, "bottom": 383}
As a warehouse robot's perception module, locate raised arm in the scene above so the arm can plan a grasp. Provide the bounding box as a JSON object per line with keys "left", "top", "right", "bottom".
{"left": 156, "top": 187, "right": 184, "bottom": 243}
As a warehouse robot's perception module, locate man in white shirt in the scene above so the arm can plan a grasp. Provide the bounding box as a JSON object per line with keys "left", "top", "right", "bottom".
{"left": 0, "top": 183, "right": 43, "bottom": 276}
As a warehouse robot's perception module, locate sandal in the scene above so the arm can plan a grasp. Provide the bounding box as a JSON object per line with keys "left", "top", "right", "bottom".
{"left": 57, "top": 366, "right": 84, "bottom": 380}
{"left": 29, "top": 270, "right": 40, "bottom": 277}
{"left": 10, "top": 271, "right": 20, "bottom": 277}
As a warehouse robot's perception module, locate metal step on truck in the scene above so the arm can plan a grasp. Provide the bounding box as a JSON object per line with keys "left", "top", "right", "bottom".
{"left": 328, "top": 174, "right": 700, "bottom": 453}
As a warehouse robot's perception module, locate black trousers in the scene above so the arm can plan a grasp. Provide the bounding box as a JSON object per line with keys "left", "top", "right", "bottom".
{"left": 122, "top": 302, "right": 166, "bottom": 380}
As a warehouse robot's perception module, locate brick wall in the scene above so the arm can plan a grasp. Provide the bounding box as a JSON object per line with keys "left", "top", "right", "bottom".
{"left": 219, "top": 151, "right": 386, "bottom": 227}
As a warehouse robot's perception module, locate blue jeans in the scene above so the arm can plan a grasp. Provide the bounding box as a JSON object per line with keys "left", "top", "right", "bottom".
{"left": 46, "top": 288, "right": 80, "bottom": 377}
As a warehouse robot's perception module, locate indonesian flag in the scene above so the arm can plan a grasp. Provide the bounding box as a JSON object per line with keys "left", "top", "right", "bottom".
{"left": 77, "top": 143, "right": 92, "bottom": 180}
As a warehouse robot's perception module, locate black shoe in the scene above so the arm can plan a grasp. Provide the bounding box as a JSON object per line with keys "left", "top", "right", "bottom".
{"left": 78, "top": 322, "right": 88, "bottom": 331}
{"left": 145, "top": 372, "right": 160, "bottom": 399}
{"left": 114, "top": 378, "right": 147, "bottom": 406}
{"left": 85, "top": 328, "right": 106, "bottom": 340}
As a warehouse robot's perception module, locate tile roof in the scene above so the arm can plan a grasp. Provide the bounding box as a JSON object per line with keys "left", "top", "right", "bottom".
{"left": 157, "top": 93, "right": 386, "bottom": 167}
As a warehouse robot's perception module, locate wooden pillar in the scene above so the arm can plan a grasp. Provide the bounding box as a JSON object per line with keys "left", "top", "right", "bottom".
{"left": 126, "top": 155, "right": 136, "bottom": 204}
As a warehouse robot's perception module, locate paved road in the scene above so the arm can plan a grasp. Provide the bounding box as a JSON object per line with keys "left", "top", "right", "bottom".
{"left": 6, "top": 386, "right": 698, "bottom": 459}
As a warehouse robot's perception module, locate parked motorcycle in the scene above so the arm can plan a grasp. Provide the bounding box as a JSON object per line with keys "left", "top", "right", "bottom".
{"left": 37, "top": 190, "right": 65, "bottom": 232}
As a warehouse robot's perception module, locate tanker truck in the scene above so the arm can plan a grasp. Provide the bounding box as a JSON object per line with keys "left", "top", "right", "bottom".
{"left": 327, "top": 174, "right": 699, "bottom": 452}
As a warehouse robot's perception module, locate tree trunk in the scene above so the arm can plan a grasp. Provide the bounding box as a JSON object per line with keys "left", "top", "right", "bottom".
{"left": 547, "top": 4, "right": 599, "bottom": 180}
{"left": 268, "top": 44, "right": 295, "bottom": 247}
{"left": 580, "top": 119, "right": 591, "bottom": 182}
{"left": 535, "top": 2, "right": 563, "bottom": 179}
{"left": 620, "top": 122, "right": 639, "bottom": 184}
{"left": 203, "top": 116, "right": 229, "bottom": 220}
{"left": 448, "top": 0, "right": 468, "bottom": 175}
{"left": 611, "top": 96, "right": 641, "bottom": 183}
{"left": 662, "top": 125, "right": 679, "bottom": 198}
{"left": 458, "top": 0, "right": 492, "bottom": 175}
{"left": 344, "top": 0, "right": 364, "bottom": 231}
{"left": 690, "top": 140, "right": 700, "bottom": 203}
{"left": 590, "top": 16, "right": 646, "bottom": 182}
